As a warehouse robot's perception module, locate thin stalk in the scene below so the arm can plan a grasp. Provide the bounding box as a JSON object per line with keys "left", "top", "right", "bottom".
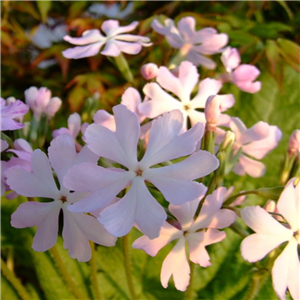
{"left": 223, "top": 191, "right": 258, "bottom": 206}
{"left": 90, "top": 242, "right": 102, "bottom": 300}
{"left": 185, "top": 261, "right": 195, "bottom": 300}
{"left": 49, "top": 245, "right": 86, "bottom": 300}
{"left": 122, "top": 234, "right": 137, "bottom": 300}
{"left": 1, "top": 258, "right": 31, "bottom": 300}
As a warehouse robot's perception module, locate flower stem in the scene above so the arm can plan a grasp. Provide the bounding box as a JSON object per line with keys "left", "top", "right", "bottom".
{"left": 49, "top": 245, "right": 86, "bottom": 299}
{"left": 122, "top": 234, "right": 137, "bottom": 300}
{"left": 185, "top": 261, "right": 195, "bottom": 300}
{"left": 90, "top": 242, "right": 102, "bottom": 300}
{"left": 1, "top": 257, "right": 31, "bottom": 300}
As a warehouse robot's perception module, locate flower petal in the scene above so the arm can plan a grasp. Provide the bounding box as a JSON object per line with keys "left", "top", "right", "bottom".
{"left": 161, "top": 237, "right": 190, "bottom": 291}
{"left": 272, "top": 239, "right": 300, "bottom": 300}
{"left": 62, "top": 42, "right": 104, "bottom": 59}
{"left": 64, "top": 29, "right": 105, "bottom": 45}
{"left": 6, "top": 150, "right": 59, "bottom": 199}
{"left": 234, "top": 154, "right": 266, "bottom": 178}
{"left": 132, "top": 222, "right": 181, "bottom": 256}
{"left": 141, "top": 110, "right": 204, "bottom": 167}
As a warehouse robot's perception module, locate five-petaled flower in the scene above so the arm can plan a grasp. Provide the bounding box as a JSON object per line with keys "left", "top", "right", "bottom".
{"left": 241, "top": 177, "right": 300, "bottom": 300}
{"left": 152, "top": 16, "right": 228, "bottom": 69}
{"left": 133, "top": 187, "right": 237, "bottom": 291}
{"left": 62, "top": 19, "right": 152, "bottom": 59}
{"left": 64, "top": 104, "right": 219, "bottom": 239}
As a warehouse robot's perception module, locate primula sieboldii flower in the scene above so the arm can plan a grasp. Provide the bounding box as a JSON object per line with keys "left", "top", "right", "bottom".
{"left": 141, "top": 63, "right": 159, "bottom": 80}
{"left": 88, "top": 2, "right": 134, "bottom": 19}
{"left": 133, "top": 187, "right": 237, "bottom": 291}
{"left": 6, "top": 134, "right": 116, "bottom": 261}
{"left": 62, "top": 20, "right": 152, "bottom": 59}
{"left": 221, "top": 47, "right": 261, "bottom": 93}
{"left": 229, "top": 117, "right": 282, "bottom": 177}
{"left": 241, "top": 178, "right": 300, "bottom": 300}
{"left": 1, "top": 98, "right": 29, "bottom": 131}
{"left": 64, "top": 105, "right": 219, "bottom": 239}
{"left": 139, "top": 61, "right": 234, "bottom": 131}
{"left": 152, "top": 17, "right": 228, "bottom": 69}
{"left": 25, "top": 86, "right": 62, "bottom": 121}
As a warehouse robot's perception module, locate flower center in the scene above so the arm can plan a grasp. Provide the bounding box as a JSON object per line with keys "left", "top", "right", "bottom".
{"left": 135, "top": 169, "right": 143, "bottom": 177}
{"left": 60, "top": 195, "right": 67, "bottom": 203}
{"left": 293, "top": 229, "right": 300, "bottom": 244}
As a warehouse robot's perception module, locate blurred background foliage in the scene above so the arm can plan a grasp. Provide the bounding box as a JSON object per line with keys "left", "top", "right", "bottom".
{"left": 1, "top": 1, "right": 300, "bottom": 300}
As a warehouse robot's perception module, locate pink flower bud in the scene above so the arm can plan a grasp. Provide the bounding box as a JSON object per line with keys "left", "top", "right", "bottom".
{"left": 205, "top": 95, "right": 222, "bottom": 130}
{"left": 288, "top": 129, "right": 300, "bottom": 156}
{"left": 141, "top": 63, "right": 158, "bottom": 80}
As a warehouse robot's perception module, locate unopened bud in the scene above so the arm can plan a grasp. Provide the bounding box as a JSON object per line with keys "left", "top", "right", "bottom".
{"left": 141, "top": 63, "right": 158, "bottom": 80}
{"left": 219, "top": 131, "right": 235, "bottom": 152}
{"left": 205, "top": 95, "right": 222, "bottom": 131}
{"left": 288, "top": 130, "right": 300, "bottom": 157}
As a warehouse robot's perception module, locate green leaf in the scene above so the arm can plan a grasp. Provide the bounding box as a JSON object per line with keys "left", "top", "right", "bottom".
{"left": 36, "top": 1, "right": 52, "bottom": 23}
{"left": 265, "top": 40, "right": 280, "bottom": 75}
{"left": 277, "top": 38, "right": 300, "bottom": 73}
{"left": 1, "top": 275, "right": 20, "bottom": 300}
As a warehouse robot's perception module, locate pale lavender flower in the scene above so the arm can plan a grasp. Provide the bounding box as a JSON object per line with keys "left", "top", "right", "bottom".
{"left": 24, "top": 86, "right": 62, "bottom": 121}
{"left": 221, "top": 47, "right": 261, "bottom": 93}
{"left": 1, "top": 98, "right": 29, "bottom": 131}
{"left": 62, "top": 20, "right": 152, "bottom": 59}
{"left": 139, "top": 61, "right": 234, "bottom": 131}
{"left": 133, "top": 187, "right": 237, "bottom": 291}
{"left": 241, "top": 178, "right": 300, "bottom": 300}
{"left": 152, "top": 16, "right": 228, "bottom": 69}
{"left": 7, "top": 134, "right": 116, "bottom": 261}
{"left": 64, "top": 105, "right": 219, "bottom": 239}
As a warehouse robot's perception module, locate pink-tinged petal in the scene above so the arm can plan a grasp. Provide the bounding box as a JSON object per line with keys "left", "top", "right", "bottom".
{"left": 48, "top": 134, "right": 77, "bottom": 184}
{"left": 177, "top": 17, "right": 196, "bottom": 41}
{"left": 12, "top": 201, "right": 62, "bottom": 252}
{"left": 141, "top": 83, "right": 182, "bottom": 118}
{"left": 187, "top": 229, "right": 226, "bottom": 267}
{"left": 169, "top": 197, "right": 202, "bottom": 229}
{"left": 277, "top": 178, "right": 299, "bottom": 231}
{"left": 241, "top": 234, "right": 290, "bottom": 263}
{"left": 74, "top": 145, "right": 99, "bottom": 166}
{"left": 13, "top": 138, "right": 33, "bottom": 154}
{"left": 272, "top": 239, "right": 300, "bottom": 300}
{"left": 156, "top": 66, "right": 183, "bottom": 99}
{"left": 99, "top": 177, "right": 166, "bottom": 239}
{"left": 221, "top": 47, "right": 241, "bottom": 72}
{"left": 64, "top": 29, "right": 105, "bottom": 45}
{"left": 62, "top": 43, "right": 104, "bottom": 59}
{"left": 115, "top": 34, "right": 151, "bottom": 46}
{"left": 100, "top": 40, "right": 121, "bottom": 56}
{"left": 62, "top": 207, "right": 116, "bottom": 262}
{"left": 193, "top": 33, "right": 228, "bottom": 55}
{"left": 178, "top": 61, "right": 199, "bottom": 98}
{"left": 102, "top": 20, "right": 138, "bottom": 36}
{"left": 161, "top": 237, "right": 190, "bottom": 291}
{"left": 132, "top": 222, "right": 181, "bottom": 256}
{"left": 230, "top": 118, "right": 270, "bottom": 145}
{"left": 6, "top": 150, "right": 59, "bottom": 199}
{"left": 235, "top": 155, "right": 266, "bottom": 178}
{"left": 241, "top": 206, "right": 293, "bottom": 236}
{"left": 190, "top": 78, "right": 222, "bottom": 109}
{"left": 112, "top": 40, "right": 142, "bottom": 55}
{"left": 141, "top": 111, "right": 204, "bottom": 167}
{"left": 66, "top": 113, "right": 81, "bottom": 138}
{"left": 45, "top": 97, "right": 62, "bottom": 118}
{"left": 242, "top": 126, "right": 282, "bottom": 159}
{"left": 192, "top": 187, "right": 236, "bottom": 230}
{"left": 235, "top": 80, "right": 261, "bottom": 94}
{"left": 186, "top": 50, "right": 216, "bottom": 69}
{"left": 64, "top": 163, "right": 133, "bottom": 212}
{"left": 93, "top": 110, "right": 116, "bottom": 131}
